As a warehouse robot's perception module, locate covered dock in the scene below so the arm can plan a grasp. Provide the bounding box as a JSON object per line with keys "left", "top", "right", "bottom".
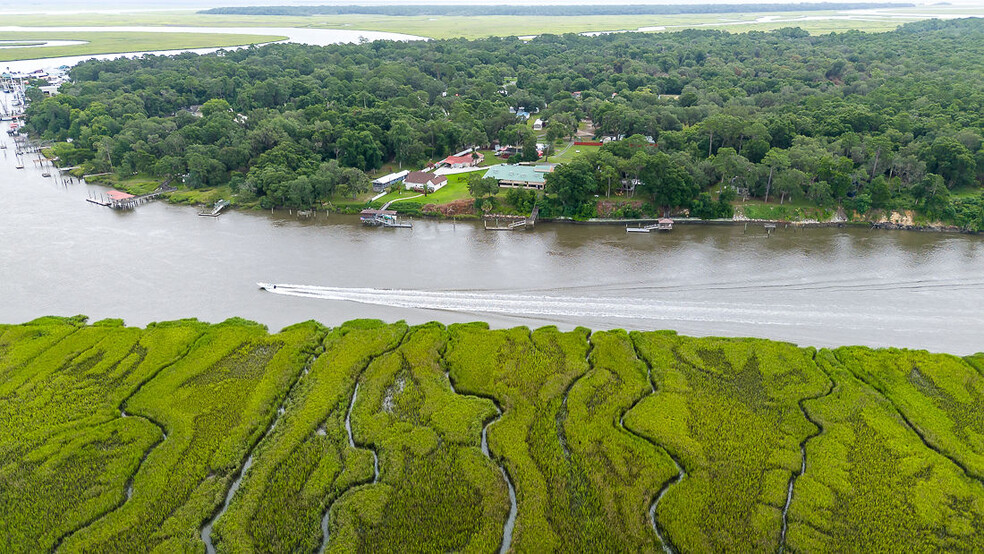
{"left": 626, "top": 218, "right": 674, "bottom": 233}
{"left": 360, "top": 209, "right": 412, "bottom": 228}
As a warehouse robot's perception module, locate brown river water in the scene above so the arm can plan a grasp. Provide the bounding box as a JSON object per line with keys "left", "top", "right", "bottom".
{"left": 2, "top": 130, "right": 983, "bottom": 354}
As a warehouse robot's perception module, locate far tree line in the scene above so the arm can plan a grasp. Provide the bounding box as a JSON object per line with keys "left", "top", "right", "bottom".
{"left": 24, "top": 19, "right": 984, "bottom": 228}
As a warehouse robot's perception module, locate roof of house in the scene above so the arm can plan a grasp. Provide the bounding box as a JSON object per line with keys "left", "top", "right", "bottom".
{"left": 372, "top": 169, "right": 410, "bottom": 184}
{"left": 483, "top": 164, "right": 554, "bottom": 184}
{"left": 405, "top": 171, "right": 448, "bottom": 185}
{"left": 443, "top": 153, "right": 482, "bottom": 165}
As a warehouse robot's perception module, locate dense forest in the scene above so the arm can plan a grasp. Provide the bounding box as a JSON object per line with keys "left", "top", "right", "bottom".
{"left": 2, "top": 316, "right": 984, "bottom": 553}
{"left": 24, "top": 18, "right": 984, "bottom": 228}
{"left": 200, "top": 3, "right": 913, "bottom": 17}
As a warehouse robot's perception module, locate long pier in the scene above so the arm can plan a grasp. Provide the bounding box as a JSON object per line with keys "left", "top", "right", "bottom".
{"left": 86, "top": 186, "right": 175, "bottom": 210}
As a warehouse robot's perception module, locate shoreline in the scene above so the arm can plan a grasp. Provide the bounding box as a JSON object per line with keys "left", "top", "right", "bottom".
{"left": 548, "top": 216, "right": 974, "bottom": 234}
{"left": 40, "top": 153, "right": 976, "bottom": 237}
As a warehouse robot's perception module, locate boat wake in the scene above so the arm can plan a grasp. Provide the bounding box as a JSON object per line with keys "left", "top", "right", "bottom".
{"left": 257, "top": 283, "right": 972, "bottom": 327}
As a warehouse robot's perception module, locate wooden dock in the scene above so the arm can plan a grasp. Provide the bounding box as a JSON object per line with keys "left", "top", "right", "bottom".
{"left": 626, "top": 218, "right": 674, "bottom": 233}
{"left": 86, "top": 185, "right": 175, "bottom": 210}
{"left": 485, "top": 206, "right": 538, "bottom": 231}
{"left": 360, "top": 208, "right": 412, "bottom": 228}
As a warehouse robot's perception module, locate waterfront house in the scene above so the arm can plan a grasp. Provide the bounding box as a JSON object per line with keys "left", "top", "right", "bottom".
{"left": 404, "top": 171, "right": 448, "bottom": 192}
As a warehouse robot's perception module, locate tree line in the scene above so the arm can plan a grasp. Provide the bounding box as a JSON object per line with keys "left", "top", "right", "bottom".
{"left": 24, "top": 18, "right": 984, "bottom": 227}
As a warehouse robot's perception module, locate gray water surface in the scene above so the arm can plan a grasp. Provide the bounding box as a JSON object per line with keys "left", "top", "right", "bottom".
{"left": 1, "top": 131, "right": 982, "bottom": 354}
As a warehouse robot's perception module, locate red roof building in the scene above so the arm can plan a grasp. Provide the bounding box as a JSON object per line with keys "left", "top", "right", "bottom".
{"left": 106, "top": 190, "right": 135, "bottom": 201}
{"left": 441, "top": 152, "right": 484, "bottom": 168}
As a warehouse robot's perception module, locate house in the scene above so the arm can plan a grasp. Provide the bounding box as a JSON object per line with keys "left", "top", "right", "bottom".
{"left": 619, "top": 178, "right": 640, "bottom": 194}
{"left": 371, "top": 170, "right": 410, "bottom": 192}
{"left": 483, "top": 164, "right": 555, "bottom": 190}
{"left": 404, "top": 171, "right": 448, "bottom": 192}
{"left": 441, "top": 152, "right": 484, "bottom": 168}
{"left": 533, "top": 119, "right": 544, "bottom": 131}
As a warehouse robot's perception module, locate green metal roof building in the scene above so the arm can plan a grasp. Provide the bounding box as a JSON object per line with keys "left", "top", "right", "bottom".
{"left": 483, "top": 164, "right": 555, "bottom": 190}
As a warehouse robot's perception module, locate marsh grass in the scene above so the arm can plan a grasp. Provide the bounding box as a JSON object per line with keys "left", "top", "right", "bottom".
{"left": 58, "top": 319, "right": 322, "bottom": 553}
{"left": 211, "top": 320, "right": 405, "bottom": 552}
{"left": 630, "top": 331, "right": 829, "bottom": 552}
{"left": 3, "top": 319, "right": 984, "bottom": 552}
{"left": 787, "top": 350, "right": 984, "bottom": 552}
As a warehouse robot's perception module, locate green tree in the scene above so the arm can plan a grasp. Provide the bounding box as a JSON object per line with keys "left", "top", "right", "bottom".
{"left": 928, "top": 136, "right": 975, "bottom": 189}
{"left": 638, "top": 152, "right": 698, "bottom": 215}
{"left": 338, "top": 130, "right": 383, "bottom": 171}
{"left": 761, "top": 148, "right": 790, "bottom": 203}
{"left": 545, "top": 158, "right": 596, "bottom": 215}
{"left": 915, "top": 173, "right": 950, "bottom": 218}
{"left": 467, "top": 173, "right": 500, "bottom": 201}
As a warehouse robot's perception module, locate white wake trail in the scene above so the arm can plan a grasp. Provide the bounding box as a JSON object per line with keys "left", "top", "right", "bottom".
{"left": 258, "top": 283, "right": 974, "bottom": 328}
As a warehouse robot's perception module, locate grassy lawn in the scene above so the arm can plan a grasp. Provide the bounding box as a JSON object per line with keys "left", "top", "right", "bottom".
{"left": 0, "top": 31, "right": 284, "bottom": 62}
{"left": 84, "top": 173, "right": 162, "bottom": 195}
{"left": 477, "top": 149, "right": 506, "bottom": 167}
{"left": 372, "top": 171, "right": 485, "bottom": 206}
{"left": 548, "top": 143, "right": 600, "bottom": 163}
{"left": 949, "top": 185, "right": 984, "bottom": 199}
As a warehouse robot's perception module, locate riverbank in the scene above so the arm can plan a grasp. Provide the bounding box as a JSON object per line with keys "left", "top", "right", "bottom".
{"left": 41, "top": 151, "right": 975, "bottom": 235}
{"left": 78, "top": 172, "right": 978, "bottom": 235}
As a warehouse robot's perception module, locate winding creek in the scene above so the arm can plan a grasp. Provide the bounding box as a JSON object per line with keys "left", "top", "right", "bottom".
{"left": 200, "top": 356, "right": 314, "bottom": 554}
{"left": 778, "top": 357, "right": 835, "bottom": 554}
{"left": 627, "top": 340, "right": 687, "bottom": 554}
{"left": 444, "top": 350, "right": 516, "bottom": 553}
{"left": 0, "top": 26, "right": 424, "bottom": 72}
{"left": 318, "top": 333, "right": 406, "bottom": 554}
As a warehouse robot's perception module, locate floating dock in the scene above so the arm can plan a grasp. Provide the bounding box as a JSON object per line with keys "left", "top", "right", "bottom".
{"left": 198, "top": 199, "right": 230, "bottom": 217}
{"left": 626, "top": 218, "right": 674, "bottom": 233}
{"left": 360, "top": 209, "right": 412, "bottom": 228}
